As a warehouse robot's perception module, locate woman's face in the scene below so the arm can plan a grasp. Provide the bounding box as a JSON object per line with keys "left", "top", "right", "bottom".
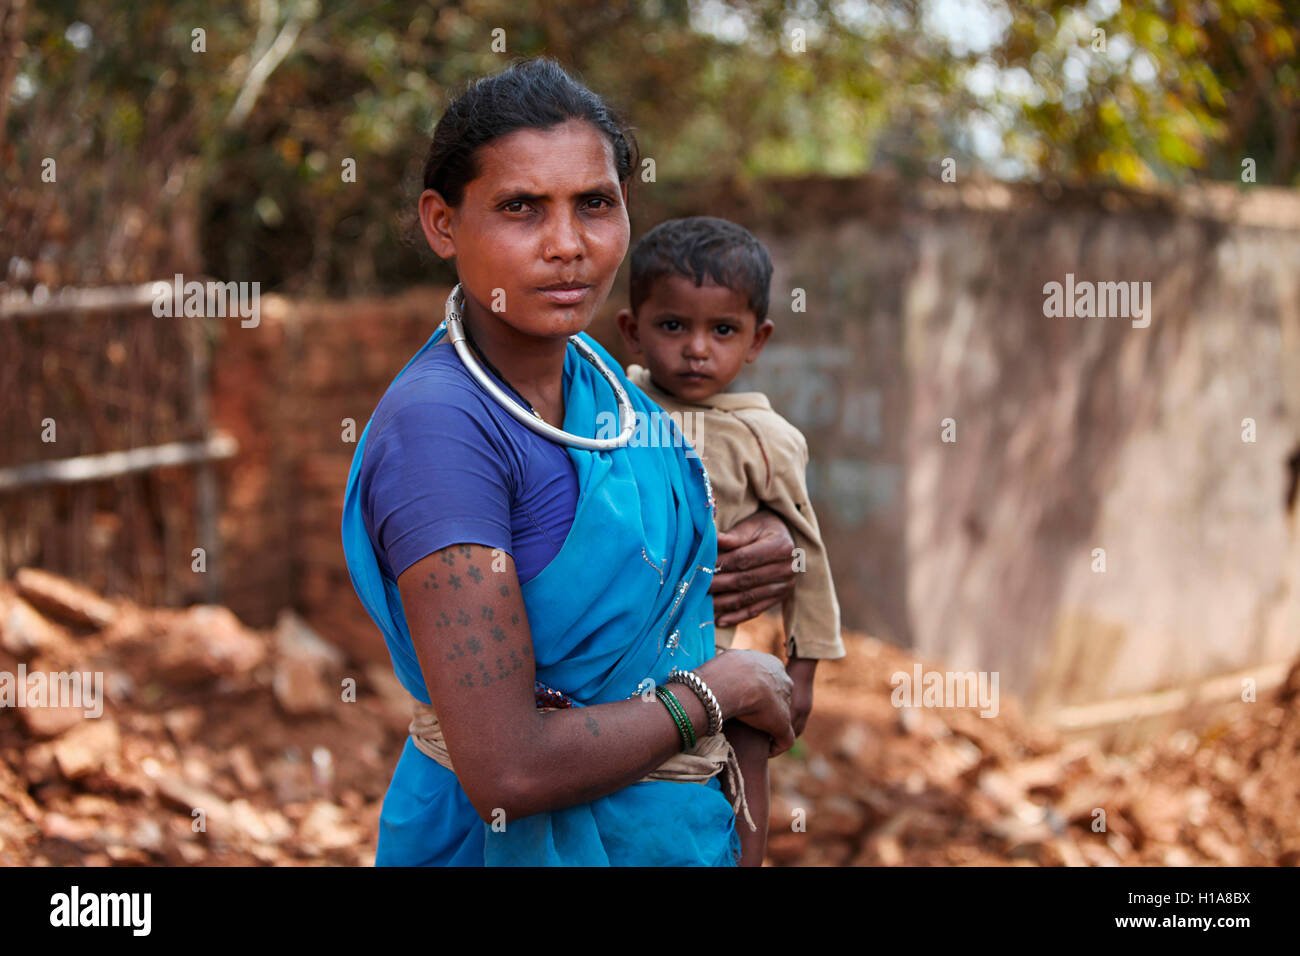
{"left": 421, "top": 119, "right": 630, "bottom": 341}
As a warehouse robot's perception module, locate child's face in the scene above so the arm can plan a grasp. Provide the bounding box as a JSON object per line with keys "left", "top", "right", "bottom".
{"left": 616, "top": 274, "right": 773, "bottom": 403}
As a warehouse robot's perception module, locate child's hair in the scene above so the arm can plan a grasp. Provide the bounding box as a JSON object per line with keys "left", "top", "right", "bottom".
{"left": 629, "top": 216, "right": 774, "bottom": 322}
{"left": 421, "top": 57, "right": 638, "bottom": 207}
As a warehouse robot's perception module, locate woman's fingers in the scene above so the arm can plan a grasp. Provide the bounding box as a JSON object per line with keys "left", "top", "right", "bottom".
{"left": 768, "top": 724, "right": 796, "bottom": 757}
{"left": 714, "top": 524, "right": 759, "bottom": 558}
{"left": 711, "top": 576, "right": 788, "bottom": 616}
{"left": 712, "top": 511, "right": 797, "bottom": 626}
{"left": 715, "top": 593, "right": 785, "bottom": 628}
{"left": 715, "top": 510, "right": 796, "bottom": 573}
{"left": 714, "top": 509, "right": 770, "bottom": 553}
{"left": 733, "top": 709, "right": 794, "bottom": 753}
{"left": 710, "top": 561, "right": 793, "bottom": 596}
{"left": 715, "top": 530, "right": 793, "bottom": 574}
{"left": 736, "top": 706, "right": 795, "bottom": 756}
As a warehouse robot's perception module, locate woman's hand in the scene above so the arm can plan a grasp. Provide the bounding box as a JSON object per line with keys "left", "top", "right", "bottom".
{"left": 709, "top": 509, "right": 798, "bottom": 628}
{"left": 696, "top": 649, "right": 795, "bottom": 756}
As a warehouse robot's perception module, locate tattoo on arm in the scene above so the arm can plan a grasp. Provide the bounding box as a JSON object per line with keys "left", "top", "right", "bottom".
{"left": 584, "top": 712, "right": 601, "bottom": 737}
{"left": 417, "top": 545, "right": 536, "bottom": 698}
{"left": 487, "top": 652, "right": 525, "bottom": 680}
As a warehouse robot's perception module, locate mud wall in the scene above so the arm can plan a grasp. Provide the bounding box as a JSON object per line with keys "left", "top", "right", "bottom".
{"left": 213, "top": 175, "right": 1300, "bottom": 707}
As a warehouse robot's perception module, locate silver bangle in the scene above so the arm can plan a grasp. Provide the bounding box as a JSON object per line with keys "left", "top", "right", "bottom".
{"left": 667, "top": 671, "right": 723, "bottom": 738}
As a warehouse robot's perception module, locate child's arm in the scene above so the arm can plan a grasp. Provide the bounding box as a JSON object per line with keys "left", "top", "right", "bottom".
{"left": 785, "top": 656, "right": 818, "bottom": 738}
{"left": 721, "top": 718, "right": 770, "bottom": 866}
{"left": 741, "top": 414, "right": 844, "bottom": 736}
{"left": 737, "top": 413, "right": 844, "bottom": 658}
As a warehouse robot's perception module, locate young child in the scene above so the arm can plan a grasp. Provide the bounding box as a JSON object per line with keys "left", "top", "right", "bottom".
{"left": 615, "top": 216, "right": 846, "bottom": 866}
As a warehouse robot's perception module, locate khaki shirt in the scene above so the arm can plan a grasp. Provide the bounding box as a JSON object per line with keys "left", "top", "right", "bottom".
{"left": 627, "top": 365, "right": 845, "bottom": 660}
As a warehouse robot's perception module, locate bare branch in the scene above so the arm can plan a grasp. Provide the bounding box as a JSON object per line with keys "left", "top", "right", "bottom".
{"left": 224, "top": 0, "right": 315, "bottom": 130}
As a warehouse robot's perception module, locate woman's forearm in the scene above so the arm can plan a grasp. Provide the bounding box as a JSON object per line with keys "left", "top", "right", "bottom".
{"left": 501, "top": 684, "right": 716, "bottom": 821}
{"left": 397, "top": 546, "right": 768, "bottom": 825}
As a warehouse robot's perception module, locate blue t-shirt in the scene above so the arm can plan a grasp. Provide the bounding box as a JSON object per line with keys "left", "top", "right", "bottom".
{"left": 359, "top": 339, "right": 578, "bottom": 584}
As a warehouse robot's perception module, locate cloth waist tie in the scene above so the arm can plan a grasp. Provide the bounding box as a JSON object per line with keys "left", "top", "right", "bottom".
{"left": 409, "top": 697, "right": 756, "bottom": 832}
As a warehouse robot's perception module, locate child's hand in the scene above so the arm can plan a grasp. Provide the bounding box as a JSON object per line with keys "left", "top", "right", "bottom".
{"left": 785, "top": 657, "right": 818, "bottom": 737}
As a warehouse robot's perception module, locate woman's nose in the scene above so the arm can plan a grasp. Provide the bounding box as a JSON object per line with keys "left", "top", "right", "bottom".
{"left": 543, "top": 211, "right": 584, "bottom": 261}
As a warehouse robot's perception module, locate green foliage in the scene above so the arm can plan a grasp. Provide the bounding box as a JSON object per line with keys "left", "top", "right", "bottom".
{"left": 6, "top": 0, "right": 1297, "bottom": 292}
{"left": 993, "top": 0, "right": 1300, "bottom": 187}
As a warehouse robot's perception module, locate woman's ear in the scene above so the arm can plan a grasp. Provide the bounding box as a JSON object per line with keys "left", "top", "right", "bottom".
{"left": 615, "top": 308, "right": 642, "bottom": 354}
{"left": 419, "top": 188, "right": 457, "bottom": 260}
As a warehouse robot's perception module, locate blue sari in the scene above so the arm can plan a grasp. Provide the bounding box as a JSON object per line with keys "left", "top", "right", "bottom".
{"left": 340, "top": 318, "right": 740, "bottom": 866}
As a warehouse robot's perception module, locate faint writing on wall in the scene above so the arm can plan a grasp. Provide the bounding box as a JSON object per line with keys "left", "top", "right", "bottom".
{"left": 737, "top": 344, "right": 885, "bottom": 448}
{"left": 808, "top": 459, "right": 902, "bottom": 525}
{"left": 735, "top": 344, "right": 898, "bottom": 525}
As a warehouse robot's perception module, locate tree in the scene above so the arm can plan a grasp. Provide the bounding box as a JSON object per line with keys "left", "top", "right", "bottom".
{"left": 4, "top": 0, "right": 1295, "bottom": 295}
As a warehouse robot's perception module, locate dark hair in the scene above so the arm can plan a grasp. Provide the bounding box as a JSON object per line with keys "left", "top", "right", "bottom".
{"left": 421, "top": 57, "right": 638, "bottom": 207}
{"left": 629, "top": 217, "right": 774, "bottom": 322}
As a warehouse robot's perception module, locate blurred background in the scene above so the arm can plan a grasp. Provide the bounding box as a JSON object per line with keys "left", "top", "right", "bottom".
{"left": 2, "top": 0, "right": 1299, "bottom": 866}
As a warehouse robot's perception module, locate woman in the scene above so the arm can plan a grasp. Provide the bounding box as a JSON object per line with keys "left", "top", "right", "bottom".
{"left": 341, "top": 57, "right": 798, "bottom": 866}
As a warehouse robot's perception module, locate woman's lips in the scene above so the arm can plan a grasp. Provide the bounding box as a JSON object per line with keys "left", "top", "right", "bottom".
{"left": 538, "top": 285, "right": 590, "bottom": 305}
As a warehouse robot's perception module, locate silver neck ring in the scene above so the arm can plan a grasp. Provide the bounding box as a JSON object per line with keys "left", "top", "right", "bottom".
{"left": 443, "top": 284, "right": 636, "bottom": 451}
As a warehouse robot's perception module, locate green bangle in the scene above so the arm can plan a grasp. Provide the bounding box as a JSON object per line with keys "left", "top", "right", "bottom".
{"left": 654, "top": 687, "right": 689, "bottom": 748}
{"left": 666, "top": 688, "right": 696, "bottom": 748}
{"left": 655, "top": 686, "right": 696, "bottom": 750}
{"left": 660, "top": 686, "right": 691, "bottom": 754}
{"left": 662, "top": 688, "right": 695, "bottom": 750}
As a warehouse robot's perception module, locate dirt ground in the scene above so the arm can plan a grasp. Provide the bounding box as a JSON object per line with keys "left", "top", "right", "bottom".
{"left": 1, "top": 570, "right": 1296, "bottom": 866}
{"left": 738, "top": 616, "right": 1300, "bottom": 866}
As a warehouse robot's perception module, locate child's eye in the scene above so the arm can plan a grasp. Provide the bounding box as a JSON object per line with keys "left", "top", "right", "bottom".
{"left": 714, "top": 324, "right": 736, "bottom": 336}
{"left": 659, "top": 320, "right": 682, "bottom": 332}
